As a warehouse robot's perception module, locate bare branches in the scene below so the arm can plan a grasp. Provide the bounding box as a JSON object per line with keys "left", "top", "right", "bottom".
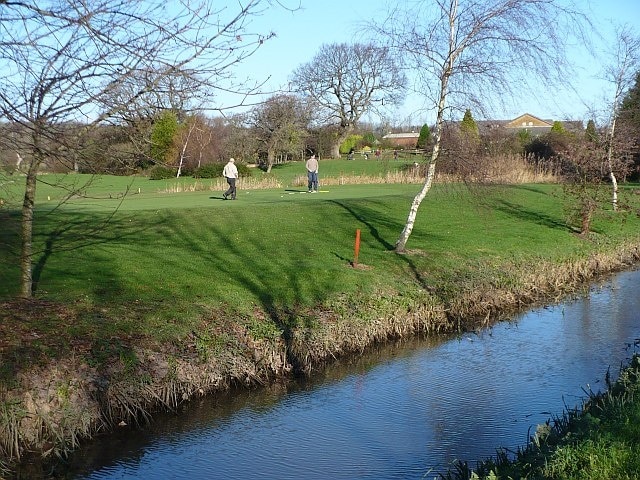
{"left": 290, "top": 42, "right": 407, "bottom": 157}
{"left": 0, "top": 0, "right": 296, "bottom": 297}
{"left": 368, "top": 0, "right": 593, "bottom": 252}
{"left": 374, "top": 0, "right": 592, "bottom": 118}
{"left": 0, "top": 1, "right": 290, "bottom": 128}
{"left": 244, "top": 94, "right": 311, "bottom": 171}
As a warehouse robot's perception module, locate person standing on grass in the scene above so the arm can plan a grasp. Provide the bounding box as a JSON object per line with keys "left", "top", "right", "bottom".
{"left": 223, "top": 157, "right": 238, "bottom": 200}
{"left": 306, "top": 154, "right": 319, "bottom": 192}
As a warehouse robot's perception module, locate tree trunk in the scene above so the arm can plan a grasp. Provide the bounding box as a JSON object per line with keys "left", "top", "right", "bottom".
{"left": 395, "top": 71, "right": 450, "bottom": 252}
{"left": 266, "top": 148, "right": 275, "bottom": 173}
{"left": 330, "top": 125, "right": 354, "bottom": 159}
{"left": 330, "top": 142, "right": 340, "bottom": 159}
{"left": 394, "top": 0, "right": 456, "bottom": 252}
{"left": 610, "top": 171, "right": 618, "bottom": 212}
{"left": 580, "top": 199, "right": 595, "bottom": 235}
{"left": 606, "top": 116, "right": 619, "bottom": 211}
{"left": 20, "top": 161, "right": 38, "bottom": 297}
{"left": 395, "top": 160, "right": 438, "bottom": 252}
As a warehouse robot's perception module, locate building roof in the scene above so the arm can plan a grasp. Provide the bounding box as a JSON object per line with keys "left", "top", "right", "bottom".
{"left": 382, "top": 132, "right": 420, "bottom": 139}
{"left": 504, "top": 113, "right": 553, "bottom": 129}
{"left": 475, "top": 113, "right": 582, "bottom": 135}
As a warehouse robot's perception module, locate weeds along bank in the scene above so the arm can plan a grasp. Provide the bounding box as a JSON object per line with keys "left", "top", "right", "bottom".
{"left": 1, "top": 241, "right": 639, "bottom": 474}
{"left": 442, "top": 354, "right": 640, "bottom": 480}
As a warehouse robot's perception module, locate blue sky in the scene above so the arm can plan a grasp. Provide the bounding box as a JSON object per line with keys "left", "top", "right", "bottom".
{"left": 221, "top": 0, "right": 640, "bottom": 126}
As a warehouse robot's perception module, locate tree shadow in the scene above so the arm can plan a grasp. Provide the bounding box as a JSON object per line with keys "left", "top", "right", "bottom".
{"left": 329, "top": 199, "right": 430, "bottom": 289}
{"left": 28, "top": 210, "right": 162, "bottom": 297}
{"left": 152, "top": 214, "right": 337, "bottom": 375}
{"left": 493, "top": 199, "right": 569, "bottom": 231}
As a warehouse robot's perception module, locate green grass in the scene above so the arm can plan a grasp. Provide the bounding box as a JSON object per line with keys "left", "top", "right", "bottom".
{"left": 2, "top": 166, "right": 640, "bottom": 476}
{"left": 2, "top": 175, "right": 638, "bottom": 308}
{"left": 2, "top": 173, "right": 638, "bottom": 347}
{"left": 0, "top": 157, "right": 418, "bottom": 203}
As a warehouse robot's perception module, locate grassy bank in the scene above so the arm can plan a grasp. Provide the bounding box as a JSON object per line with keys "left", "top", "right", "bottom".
{"left": 1, "top": 163, "right": 640, "bottom": 473}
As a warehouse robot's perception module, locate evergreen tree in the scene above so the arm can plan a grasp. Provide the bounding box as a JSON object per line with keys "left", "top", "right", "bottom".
{"left": 585, "top": 119, "right": 598, "bottom": 143}
{"left": 460, "top": 108, "right": 479, "bottom": 138}
{"left": 150, "top": 110, "right": 179, "bottom": 164}
{"left": 550, "top": 120, "right": 565, "bottom": 133}
{"left": 417, "top": 123, "right": 431, "bottom": 149}
{"left": 619, "top": 70, "right": 640, "bottom": 129}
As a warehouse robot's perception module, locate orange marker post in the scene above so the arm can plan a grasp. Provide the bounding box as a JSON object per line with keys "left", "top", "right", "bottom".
{"left": 353, "top": 229, "right": 361, "bottom": 267}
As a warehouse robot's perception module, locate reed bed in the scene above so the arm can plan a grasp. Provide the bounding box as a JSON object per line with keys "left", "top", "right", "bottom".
{"left": 157, "top": 154, "right": 560, "bottom": 194}
{"left": 446, "top": 242, "right": 640, "bottom": 326}
{"left": 158, "top": 176, "right": 284, "bottom": 193}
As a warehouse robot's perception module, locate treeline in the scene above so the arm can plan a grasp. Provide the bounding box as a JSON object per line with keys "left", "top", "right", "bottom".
{"left": 2, "top": 106, "right": 638, "bottom": 183}
{"left": 0, "top": 110, "right": 421, "bottom": 178}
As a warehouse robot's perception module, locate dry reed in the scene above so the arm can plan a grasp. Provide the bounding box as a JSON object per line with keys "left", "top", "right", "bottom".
{"left": 158, "top": 154, "right": 559, "bottom": 194}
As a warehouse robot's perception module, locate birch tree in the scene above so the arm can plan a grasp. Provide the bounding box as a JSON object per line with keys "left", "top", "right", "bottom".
{"left": 600, "top": 26, "right": 640, "bottom": 211}
{"left": 0, "top": 0, "right": 296, "bottom": 298}
{"left": 372, "top": 0, "right": 589, "bottom": 252}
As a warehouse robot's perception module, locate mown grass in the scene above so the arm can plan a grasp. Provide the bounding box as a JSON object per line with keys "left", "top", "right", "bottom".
{"left": 1, "top": 160, "right": 640, "bottom": 475}
{"left": 2, "top": 172, "right": 639, "bottom": 336}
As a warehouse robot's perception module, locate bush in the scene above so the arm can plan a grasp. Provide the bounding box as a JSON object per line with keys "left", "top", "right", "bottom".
{"left": 236, "top": 164, "right": 253, "bottom": 177}
{"left": 194, "top": 163, "right": 253, "bottom": 178}
{"left": 148, "top": 165, "right": 175, "bottom": 180}
{"left": 193, "top": 163, "right": 223, "bottom": 178}
{"left": 339, "top": 134, "right": 363, "bottom": 154}
{"left": 178, "top": 165, "right": 195, "bottom": 177}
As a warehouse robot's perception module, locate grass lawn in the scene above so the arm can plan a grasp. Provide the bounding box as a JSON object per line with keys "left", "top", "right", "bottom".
{"left": 2, "top": 171, "right": 639, "bottom": 345}
{"left": 2, "top": 165, "right": 640, "bottom": 478}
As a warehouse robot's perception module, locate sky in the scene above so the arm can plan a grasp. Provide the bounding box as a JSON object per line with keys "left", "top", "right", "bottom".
{"left": 218, "top": 0, "right": 640, "bottom": 127}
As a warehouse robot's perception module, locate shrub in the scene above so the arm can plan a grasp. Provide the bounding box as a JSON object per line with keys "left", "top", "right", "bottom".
{"left": 148, "top": 165, "right": 175, "bottom": 180}
{"left": 236, "top": 164, "right": 253, "bottom": 177}
{"left": 178, "top": 165, "right": 195, "bottom": 177}
{"left": 194, "top": 163, "right": 223, "bottom": 178}
{"left": 339, "top": 134, "right": 363, "bottom": 154}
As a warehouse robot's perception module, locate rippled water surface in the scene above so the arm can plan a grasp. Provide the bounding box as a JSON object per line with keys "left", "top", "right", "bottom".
{"left": 50, "top": 269, "right": 640, "bottom": 479}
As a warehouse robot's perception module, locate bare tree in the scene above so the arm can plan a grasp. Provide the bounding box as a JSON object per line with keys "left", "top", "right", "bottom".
{"left": 372, "top": 0, "right": 590, "bottom": 252}
{"left": 290, "top": 42, "right": 407, "bottom": 158}
{"left": 246, "top": 94, "right": 311, "bottom": 172}
{"left": 599, "top": 26, "right": 640, "bottom": 211}
{"left": 0, "top": 0, "right": 296, "bottom": 298}
{"left": 174, "top": 114, "right": 215, "bottom": 176}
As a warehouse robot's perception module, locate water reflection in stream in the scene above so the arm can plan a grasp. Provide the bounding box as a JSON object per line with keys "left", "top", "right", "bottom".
{"left": 52, "top": 269, "right": 640, "bottom": 479}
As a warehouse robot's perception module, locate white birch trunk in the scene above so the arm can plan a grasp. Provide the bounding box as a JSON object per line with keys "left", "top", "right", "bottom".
{"left": 606, "top": 114, "right": 619, "bottom": 211}
{"left": 395, "top": 0, "right": 457, "bottom": 253}
{"left": 177, "top": 121, "right": 196, "bottom": 178}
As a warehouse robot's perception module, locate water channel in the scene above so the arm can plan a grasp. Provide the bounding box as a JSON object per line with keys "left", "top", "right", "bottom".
{"left": 45, "top": 269, "right": 640, "bottom": 479}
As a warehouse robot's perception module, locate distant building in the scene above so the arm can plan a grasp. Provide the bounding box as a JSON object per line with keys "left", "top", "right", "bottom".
{"left": 477, "top": 113, "right": 583, "bottom": 136}
{"left": 385, "top": 114, "right": 583, "bottom": 148}
{"left": 382, "top": 132, "right": 420, "bottom": 148}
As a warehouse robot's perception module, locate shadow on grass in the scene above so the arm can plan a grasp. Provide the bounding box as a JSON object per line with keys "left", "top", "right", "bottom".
{"left": 0, "top": 210, "right": 21, "bottom": 297}
{"left": 494, "top": 200, "right": 569, "bottom": 232}
{"left": 329, "top": 199, "right": 430, "bottom": 290}
{"left": 17, "top": 206, "right": 348, "bottom": 373}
